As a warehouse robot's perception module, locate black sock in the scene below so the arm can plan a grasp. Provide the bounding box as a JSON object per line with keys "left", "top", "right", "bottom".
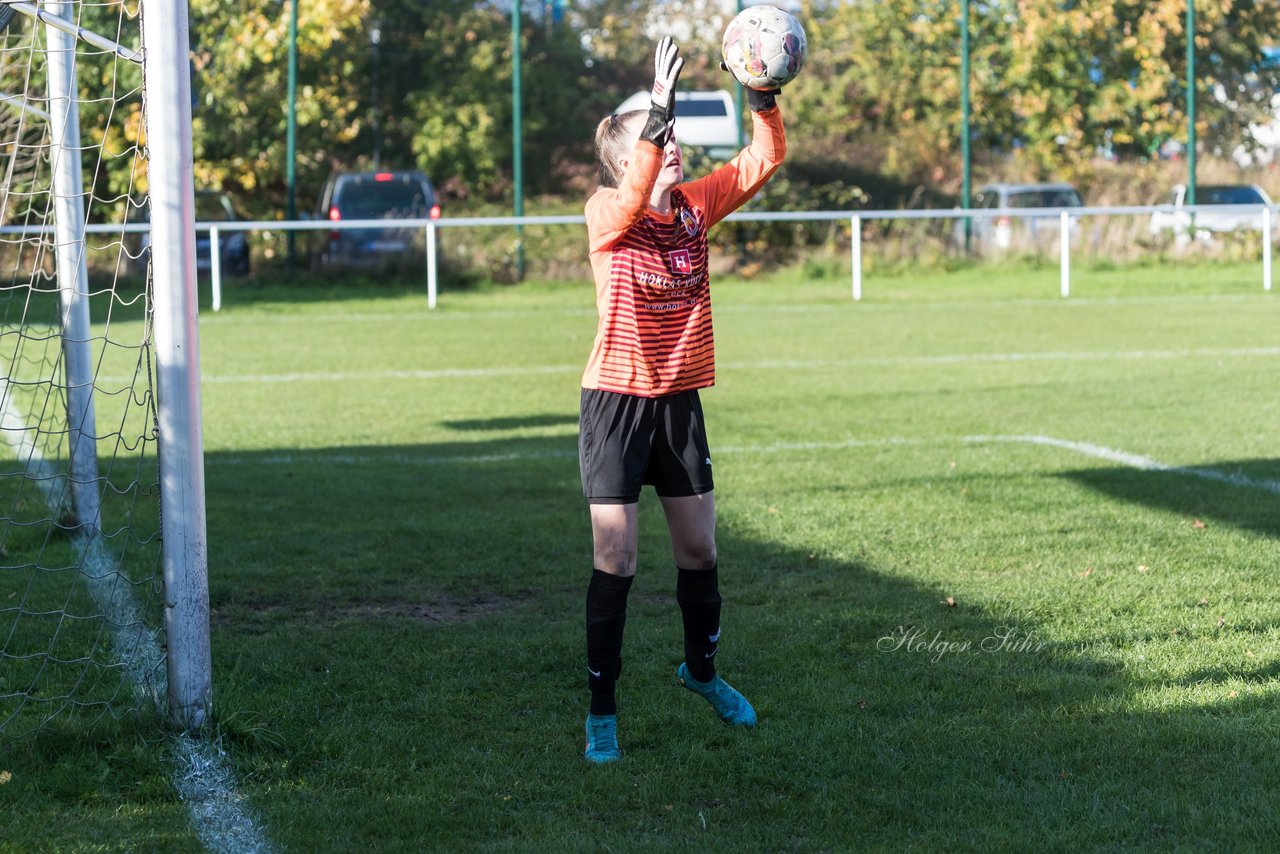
{"left": 677, "top": 565, "right": 721, "bottom": 683}
{"left": 586, "top": 569, "right": 633, "bottom": 716}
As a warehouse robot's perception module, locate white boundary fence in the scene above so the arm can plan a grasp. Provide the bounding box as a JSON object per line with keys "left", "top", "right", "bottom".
{"left": 9, "top": 203, "right": 1277, "bottom": 312}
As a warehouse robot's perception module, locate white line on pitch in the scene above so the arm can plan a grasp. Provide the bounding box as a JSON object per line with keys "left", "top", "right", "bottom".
{"left": 200, "top": 365, "right": 582, "bottom": 383}
{"left": 0, "top": 384, "right": 272, "bottom": 854}
{"left": 730, "top": 346, "right": 1280, "bottom": 371}
{"left": 195, "top": 290, "right": 1272, "bottom": 324}
{"left": 205, "top": 434, "right": 1280, "bottom": 499}
{"left": 170, "top": 735, "right": 271, "bottom": 854}
{"left": 999, "top": 434, "right": 1280, "bottom": 496}
{"left": 134, "top": 345, "right": 1280, "bottom": 386}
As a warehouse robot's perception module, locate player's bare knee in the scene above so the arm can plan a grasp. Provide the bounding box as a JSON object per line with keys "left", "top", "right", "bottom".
{"left": 595, "top": 538, "right": 638, "bottom": 576}
{"left": 677, "top": 542, "right": 717, "bottom": 571}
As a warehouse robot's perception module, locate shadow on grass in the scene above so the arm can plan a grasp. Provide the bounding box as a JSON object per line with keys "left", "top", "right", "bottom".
{"left": 1062, "top": 459, "right": 1280, "bottom": 539}
{"left": 180, "top": 433, "right": 1280, "bottom": 849}
{"left": 441, "top": 413, "right": 580, "bottom": 432}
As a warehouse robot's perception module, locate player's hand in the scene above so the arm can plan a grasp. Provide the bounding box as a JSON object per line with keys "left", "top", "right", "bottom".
{"left": 746, "top": 87, "right": 780, "bottom": 112}
{"left": 641, "top": 37, "right": 684, "bottom": 147}
{"left": 718, "top": 60, "right": 781, "bottom": 111}
{"left": 651, "top": 37, "right": 684, "bottom": 122}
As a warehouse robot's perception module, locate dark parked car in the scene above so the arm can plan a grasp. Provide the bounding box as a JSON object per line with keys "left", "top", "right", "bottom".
{"left": 195, "top": 190, "right": 250, "bottom": 276}
{"left": 117, "top": 190, "right": 248, "bottom": 277}
{"left": 317, "top": 171, "right": 440, "bottom": 269}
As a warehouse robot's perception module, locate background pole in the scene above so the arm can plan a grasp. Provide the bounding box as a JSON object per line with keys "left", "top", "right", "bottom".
{"left": 1185, "top": 0, "right": 1196, "bottom": 207}
{"left": 960, "top": 0, "right": 971, "bottom": 251}
{"left": 734, "top": 0, "right": 745, "bottom": 148}
{"left": 286, "top": 0, "right": 299, "bottom": 265}
{"left": 512, "top": 0, "right": 525, "bottom": 281}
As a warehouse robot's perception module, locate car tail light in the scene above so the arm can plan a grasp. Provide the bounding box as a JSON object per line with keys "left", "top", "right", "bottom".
{"left": 328, "top": 205, "right": 340, "bottom": 240}
{"left": 374, "top": 172, "right": 394, "bottom": 182}
{"left": 429, "top": 204, "right": 441, "bottom": 220}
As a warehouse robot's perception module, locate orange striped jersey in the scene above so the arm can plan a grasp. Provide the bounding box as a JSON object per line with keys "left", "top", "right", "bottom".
{"left": 581, "top": 107, "right": 786, "bottom": 397}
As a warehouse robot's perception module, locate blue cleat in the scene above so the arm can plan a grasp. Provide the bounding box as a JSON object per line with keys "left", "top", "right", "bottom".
{"left": 584, "top": 714, "right": 621, "bottom": 764}
{"left": 677, "top": 662, "right": 757, "bottom": 727}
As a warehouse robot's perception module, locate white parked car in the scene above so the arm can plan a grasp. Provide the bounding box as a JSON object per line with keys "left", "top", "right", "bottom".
{"left": 614, "top": 90, "right": 739, "bottom": 158}
{"left": 1149, "top": 184, "right": 1274, "bottom": 241}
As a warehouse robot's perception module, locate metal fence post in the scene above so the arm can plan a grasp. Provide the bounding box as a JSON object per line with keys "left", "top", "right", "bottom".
{"left": 209, "top": 226, "right": 222, "bottom": 312}
{"left": 851, "top": 215, "right": 862, "bottom": 301}
{"left": 1060, "top": 210, "right": 1071, "bottom": 298}
{"left": 426, "top": 221, "right": 438, "bottom": 310}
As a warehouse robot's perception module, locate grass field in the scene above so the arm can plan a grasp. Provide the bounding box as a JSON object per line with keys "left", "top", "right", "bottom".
{"left": 4, "top": 258, "right": 1280, "bottom": 851}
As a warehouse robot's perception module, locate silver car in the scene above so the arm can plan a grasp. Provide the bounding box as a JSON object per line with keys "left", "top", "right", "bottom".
{"left": 956, "top": 182, "right": 1084, "bottom": 252}
{"left": 1149, "top": 184, "right": 1273, "bottom": 243}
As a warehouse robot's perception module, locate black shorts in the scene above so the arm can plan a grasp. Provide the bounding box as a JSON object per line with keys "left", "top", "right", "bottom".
{"left": 579, "top": 387, "right": 714, "bottom": 505}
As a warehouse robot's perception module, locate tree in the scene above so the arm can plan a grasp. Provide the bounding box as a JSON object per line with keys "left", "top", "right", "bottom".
{"left": 188, "top": 0, "right": 371, "bottom": 209}
{"left": 388, "top": 0, "right": 598, "bottom": 197}
{"left": 187, "top": 0, "right": 601, "bottom": 211}
{"left": 769, "top": 0, "right": 1280, "bottom": 190}
{"left": 182, "top": 1, "right": 1280, "bottom": 217}
{"left": 1003, "top": 0, "right": 1280, "bottom": 172}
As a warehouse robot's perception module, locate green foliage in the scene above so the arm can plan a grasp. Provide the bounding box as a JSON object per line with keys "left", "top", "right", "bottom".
{"left": 43, "top": 2, "right": 1278, "bottom": 224}
{"left": 188, "top": 0, "right": 603, "bottom": 211}
{"left": 0, "top": 3, "right": 145, "bottom": 225}
{"left": 782, "top": 0, "right": 1280, "bottom": 189}
{"left": 1001, "top": 0, "right": 1280, "bottom": 176}
{"left": 189, "top": 0, "right": 371, "bottom": 204}
{"left": 401, "top": 2, "right": 599, "bottom": 197}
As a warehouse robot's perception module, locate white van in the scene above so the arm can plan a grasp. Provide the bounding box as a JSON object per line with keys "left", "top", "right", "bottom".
{"left": 613, "top": 90, "right": 740, "bottom": 156}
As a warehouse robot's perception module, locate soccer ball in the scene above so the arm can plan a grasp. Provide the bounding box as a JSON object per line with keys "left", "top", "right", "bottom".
{"left": 721, "top": 5, "right": 807, "bottom": 91}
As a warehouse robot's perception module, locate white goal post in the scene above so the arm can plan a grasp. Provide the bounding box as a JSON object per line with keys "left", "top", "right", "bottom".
{"left": 0, "top": 0, "right": 210, "bottom": 736}
{"left": 140, "top": 0, "right": 211, "bottom": 731}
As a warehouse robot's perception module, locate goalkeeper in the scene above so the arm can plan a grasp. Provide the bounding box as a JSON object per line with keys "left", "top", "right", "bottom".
{"left": 579, "top": 36, "right": 786, "bottom": 764}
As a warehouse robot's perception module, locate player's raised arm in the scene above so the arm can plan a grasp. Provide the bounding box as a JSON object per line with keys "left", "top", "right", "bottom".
{"left": 682, "top": 87, "right": 786, "bottom": 228}
{"left": 685, "top": 4, "right": 806, "bottom": 227}
{"left": 586, "top": 38, "right": 685, "bottom": 251}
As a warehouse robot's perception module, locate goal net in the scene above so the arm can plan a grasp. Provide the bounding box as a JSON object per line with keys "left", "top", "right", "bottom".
{"left": 0, "top": 0, "right": 204, "bottom": 740}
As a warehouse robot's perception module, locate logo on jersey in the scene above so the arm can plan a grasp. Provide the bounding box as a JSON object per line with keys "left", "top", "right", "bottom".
{"left": 668, "top": 249, "right": 692, "bottom": 274}
{"left": 679, "top": 207, "right": 700, "bottom": 238}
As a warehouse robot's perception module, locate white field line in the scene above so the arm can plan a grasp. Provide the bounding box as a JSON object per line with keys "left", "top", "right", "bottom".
{"left": 202, "top": 365, "right": 581, "bottom": 384}
{"left": 0, "top": 384, "right": 271, "bottom": 854}
{"left": 729, "top": 346, "right": 1280, "bottom": 372}
{"left": 171, "top": 735, "right": 271, "bottom": 854}
{"left": 94, "top": 345, "right": 1280, "bottom": 387}
{"left": 1003, "top": 434, "right": 1280, "bottom": 496}
{"left": 194, "top": 290, "right": 1272, "bottom": 325}
{"left": 206, "top": 433, "right": 1280, "bottom": 498}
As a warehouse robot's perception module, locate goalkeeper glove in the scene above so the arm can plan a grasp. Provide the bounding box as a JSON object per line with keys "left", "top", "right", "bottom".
{"left": 641, "top": 37, "right": 684, "bottom": 147}
{"left": 719, "top": 61, "right": 781, "bottom": 112}
{"left": 746, "top": 87, "right": 780, "bottom": 112}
